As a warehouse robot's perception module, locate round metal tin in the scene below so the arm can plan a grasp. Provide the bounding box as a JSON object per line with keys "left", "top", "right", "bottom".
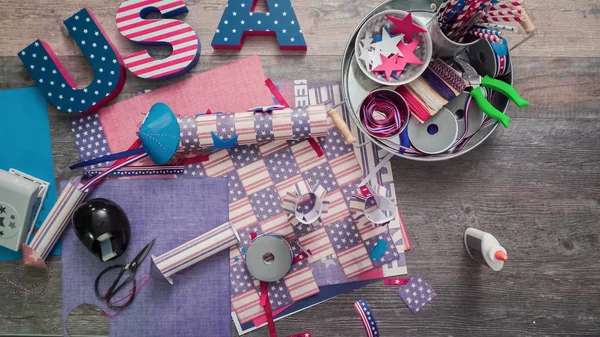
{"left": 341, "top": 0, "right": 513, "bottom": 161}
{"left": 245, "top": 234, "right": 293, "bottom": 282}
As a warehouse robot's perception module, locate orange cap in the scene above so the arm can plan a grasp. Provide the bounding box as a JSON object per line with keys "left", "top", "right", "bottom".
{"left": 494, "top": 250, "right": 508, "bottom": 261}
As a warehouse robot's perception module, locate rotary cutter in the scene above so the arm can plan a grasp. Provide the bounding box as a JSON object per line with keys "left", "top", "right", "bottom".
{"left": 453, "top": 57, "right": 529, "bottom": 128}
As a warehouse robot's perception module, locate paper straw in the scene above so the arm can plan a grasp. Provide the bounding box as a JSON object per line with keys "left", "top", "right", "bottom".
{"left": 151, "top": 222, "right": 239, "bottom": 285}
{"left": 482, "top": 15, "right": 524, "bottom": 22}
{"left": 22, "top": 177, "right": 88, "bottom": 268}
{"left": 487, "top": 9, "right": 524, "bottom": 17}
{"left": 489, "top": 1, "right": 523, "bottom": 10}
{"left": 477, "top": 22, "right": 519, "bottom": 32}
{"left": 473, "top": 27, "right": 503, "bottom": 36}
{"left": 469, "top": 30, "right": 504, "bottom": 43}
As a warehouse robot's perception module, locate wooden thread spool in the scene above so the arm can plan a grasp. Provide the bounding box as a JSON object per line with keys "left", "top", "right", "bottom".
{"left": 327, "top": 107, "right": 356, "bottom": 144}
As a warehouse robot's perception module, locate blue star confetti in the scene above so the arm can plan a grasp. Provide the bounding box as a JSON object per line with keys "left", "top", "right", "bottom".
{"left": 18, "top": 8, "right": 125, "bottom": 113}
{"left": 211, "top": 0, "right": 306, "bottom": 50}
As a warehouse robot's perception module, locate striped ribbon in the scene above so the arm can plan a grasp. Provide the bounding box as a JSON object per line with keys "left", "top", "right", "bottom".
{"left": 151, "top": 222, "right": 239, "bottom": 284}
{"left": 359, "top": 89, "right": 408, "bottom": 138}
{"left": 354, "top": 300, "right": 379, "bottom": 337}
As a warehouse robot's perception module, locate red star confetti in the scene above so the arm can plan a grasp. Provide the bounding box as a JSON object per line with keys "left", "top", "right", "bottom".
{"left": 397, "top": 38, "right": 423, "bottom": 65}
{"left": 374, "top": 54, "right": 405, "bottom": 80}
{"left": 386, "top": 13, "right": 428, "bottom": 42}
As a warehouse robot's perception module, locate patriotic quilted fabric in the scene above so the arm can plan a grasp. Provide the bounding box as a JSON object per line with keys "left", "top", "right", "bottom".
{"left": 69, "top": 70, "right": 408, "bottom": 331}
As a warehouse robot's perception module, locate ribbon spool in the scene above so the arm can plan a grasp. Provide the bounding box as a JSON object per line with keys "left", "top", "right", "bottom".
{"left": 444, "top": 92, "right": 485, "bottom": 138}
{"left": 407, "top": 108, "right": 458, "bottom": 155}
{"left": 350, "top": 185, "right": 396, "bottom": 226}
{"left": 282, "top": 182, "right": 330, "bottom": 229}
{"left": 244, "top": 234, "right": 293, "bottom": 282}
{"left": 359, "top": 89, "right": 410, "bottom": 139}
{"left": 469, "top": 38, "right": 511, "bottom": 79}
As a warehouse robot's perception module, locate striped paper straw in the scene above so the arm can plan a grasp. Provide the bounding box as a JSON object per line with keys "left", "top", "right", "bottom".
{"left": 470, "top": 30, "right": 504, "bottom": 43}
{"left": 477, "top": 22, "right": 519, "bottom": 32}
{"left": 489, "top": 0, "right": 523, "bottom": 10}
{"left": 473, "top": 27, "right": 503, "bottom": 36}
{"left": 151, "top": 222, "right": 239, "bottom": 285}
{"left": 482, "top": 15, "right": 524, "bottom": 22}
{"left": 22, "top": 177, "right": 88, "bottom": 268}
{"left": 487, "top": 9, "right": 524, "bottom": 17}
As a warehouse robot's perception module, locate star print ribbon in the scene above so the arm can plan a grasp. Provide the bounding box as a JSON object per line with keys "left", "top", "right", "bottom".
{"left": 349, "top": 184, "right": 396, "bottom": 226}
{"left": 281, "top": 182, "right": 330, "bottom": 230}
{"left": 287, "top": 332, "right": 312, "bottom": 337}
{"left": 383, "top": 277, "right": 411, "bottom": 285}
{"left": 354, "top": 299, "right": 379, "bottom": 337}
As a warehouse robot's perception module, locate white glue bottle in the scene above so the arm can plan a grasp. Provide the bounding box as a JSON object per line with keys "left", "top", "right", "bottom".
{"left": 464, "top": 228, "right": 507, "bottom": 271}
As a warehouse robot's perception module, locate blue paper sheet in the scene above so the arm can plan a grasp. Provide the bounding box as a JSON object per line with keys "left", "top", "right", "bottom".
{"left": 0, "top": 87, "right": 59, "bottom": 261}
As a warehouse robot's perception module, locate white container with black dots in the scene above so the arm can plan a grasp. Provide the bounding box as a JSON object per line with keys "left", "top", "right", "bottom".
{"left": 464, "top": 227, "right": 507, "bottom": 271}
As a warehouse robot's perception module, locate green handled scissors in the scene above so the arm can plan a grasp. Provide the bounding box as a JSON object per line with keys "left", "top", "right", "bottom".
{"left": 453, "top": 58, "right": 529, "bottom": 128}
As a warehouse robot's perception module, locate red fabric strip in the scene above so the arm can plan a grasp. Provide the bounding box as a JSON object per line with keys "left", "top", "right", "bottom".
{"left": 260, "top": 281, "right": 278, "bottom": 337}
{"left": 307, "top": 138, "right": 324, "bottom": 157}
{"left": 178, "top": 155, "right": 209, "bottom": 165}
{"left": 383, "top": 277, "right": 411, "bottom": 286}
{"left": 265, "top": 78, "right": 289, "bottom": 108}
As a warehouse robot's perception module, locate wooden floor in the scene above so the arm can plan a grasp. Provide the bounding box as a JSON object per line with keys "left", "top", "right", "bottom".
{"left": 1, "top": 0, "right": 599, "bottom": 336}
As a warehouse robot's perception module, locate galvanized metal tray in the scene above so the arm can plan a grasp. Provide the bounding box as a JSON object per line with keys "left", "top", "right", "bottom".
{"left": 341, "top": 0, "right": 513, "bottom": 161}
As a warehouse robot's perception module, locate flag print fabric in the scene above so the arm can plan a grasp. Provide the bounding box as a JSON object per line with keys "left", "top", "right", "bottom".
{"left": 68, "top": 58, "right": 408, "bottom": 335}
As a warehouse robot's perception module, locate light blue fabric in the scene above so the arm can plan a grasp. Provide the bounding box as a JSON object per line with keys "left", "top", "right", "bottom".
{"left": 0, "top": 87, "right": 59, "bottom": 260}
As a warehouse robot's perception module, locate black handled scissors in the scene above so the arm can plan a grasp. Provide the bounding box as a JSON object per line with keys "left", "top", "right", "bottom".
{"left": 94, "top": 239, "right": 155, "bottom": 310}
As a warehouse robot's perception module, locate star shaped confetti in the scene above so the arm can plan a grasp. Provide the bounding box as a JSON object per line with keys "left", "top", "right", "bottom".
{"left": 398, "top": 274, "right": 436, "bottom": 314}
{"left": 397, "top": 37, "right": 423, "bottom": 65}
{"left": 374, "top": 54, "right": 405, "bottom": 80}
{"left": 8, "top": 222, "right": 16, "bottom": 229}
{"left": 386, "top": 13, "right": 428, "bottom": 43}
{"left": 0, "top": 205, "right": 6, "bottom": 214}
{"left": 372, "top": 27, "right": 403, "bottom": 57}
{"left": 205, "top": 131, "right": 238, "bottom": 150}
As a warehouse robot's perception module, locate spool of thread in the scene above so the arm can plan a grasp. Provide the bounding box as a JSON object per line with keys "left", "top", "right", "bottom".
{"left": 469, "top": 38, "right": 510, "bottom": 78}
{"left": 359, "top": 89, "right": 409, "bottom": 138}
{"left": 245, "top": 234, "right": 293, "bottom": 282}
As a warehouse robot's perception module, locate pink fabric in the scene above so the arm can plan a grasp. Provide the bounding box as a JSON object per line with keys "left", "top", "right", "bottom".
{"left": 98, "top": 55, "right": 273, "bottom": 153}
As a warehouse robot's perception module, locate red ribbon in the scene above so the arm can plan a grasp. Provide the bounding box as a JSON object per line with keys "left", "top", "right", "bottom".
{"left": 260, "top": 281, "right": 278, "bottom": 337}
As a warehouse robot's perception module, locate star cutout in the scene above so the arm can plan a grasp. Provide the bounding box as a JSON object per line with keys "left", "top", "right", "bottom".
{"left": 373, "top": 54, "right": 405, "bottom": 80}
{"left": 397, "top": 37, "right": 423, "bottom": 65}
{"left": 9, "top": 222, "right": 16, "bottom": 229}
{"left": 369, "top": 238, "right": 389, "bottom": 261}
{"left": 0, "top": 205, "right": 5, "bottom": 214}
{"left": 204, "top": 131, "right": 238, "bottom": 150}
{"left": 386, "top": 13, "right": 427, "bottom": 43}
{"left": 10, "top": 215, "right": 15, "bottom": 220}
{"left": 372, "top": 27, "right": 403, "bottom": 57}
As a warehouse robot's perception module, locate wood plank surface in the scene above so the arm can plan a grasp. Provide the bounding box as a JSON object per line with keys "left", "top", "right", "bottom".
{"left": 0, "top": 0, "right": 599, "bottom": 336}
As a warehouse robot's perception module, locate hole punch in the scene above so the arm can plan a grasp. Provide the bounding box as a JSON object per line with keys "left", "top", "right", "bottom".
{"left": 427, "top": 124, "right": 439, "bottom": 135}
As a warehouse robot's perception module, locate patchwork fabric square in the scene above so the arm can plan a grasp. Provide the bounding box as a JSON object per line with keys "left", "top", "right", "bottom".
{"left": 326, "top": 216, "right": 361, "bottom": 253}
{"left": 225, "top": 171, "right": 246, "bottom": 202}
{"left": 364, "top": 231, "right": 400, "bottom": 268}
{"left": 301, "top": 163, "right": 338, "bottom": 192}
{"left": 398, "top": 274, "right": 436, "bottom": 314}
{"left": 319, "top": 127, "right": 355, "bottom": 160}
{"left": 228, "top": 144, "right": 262, "bottom": 169}
{"left": 264, "top": 147, "right": 301, "bottom": 184}
{"left": 248, "top": 186, "right": 284, "bottom": 221}
{"left": 230, "top": 262, "right": 255, "bottom": 295}
{"left": 267, "top": 280, "right": 293, "bottom": 310}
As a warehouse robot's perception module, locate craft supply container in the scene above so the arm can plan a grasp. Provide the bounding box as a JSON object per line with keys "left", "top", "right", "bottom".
{"left": 354, "top": 9, "right": 433, "bottom": 86}
{"left": 429, "top": 18, "right": 480, "bottom": 58}
{"left": 342, "top": 0, "right": 513, "bottom": 162}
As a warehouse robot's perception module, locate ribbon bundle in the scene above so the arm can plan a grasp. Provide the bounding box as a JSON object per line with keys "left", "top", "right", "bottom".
{"left": 359, "top": 89, "right": 409, "bottom": 138}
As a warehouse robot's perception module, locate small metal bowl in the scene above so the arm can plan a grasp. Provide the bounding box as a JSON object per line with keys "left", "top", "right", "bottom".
{"left": 354, "top": 9, "right": 433, "bottom": 86}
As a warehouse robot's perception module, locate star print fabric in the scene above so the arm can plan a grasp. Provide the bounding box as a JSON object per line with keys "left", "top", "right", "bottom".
{"left": 211, "top": 0, "right": 306, "bottom": 50}
{"left": 398, "top": 274, "right": 436, "bottom": 313}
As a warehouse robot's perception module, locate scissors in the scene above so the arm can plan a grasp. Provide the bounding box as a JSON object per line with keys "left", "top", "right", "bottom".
{"left": 453, "top": 57, "right": 529, "bottom": 128}
{"left": 94, "top": 239, "right": 155, "bottom": 310}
